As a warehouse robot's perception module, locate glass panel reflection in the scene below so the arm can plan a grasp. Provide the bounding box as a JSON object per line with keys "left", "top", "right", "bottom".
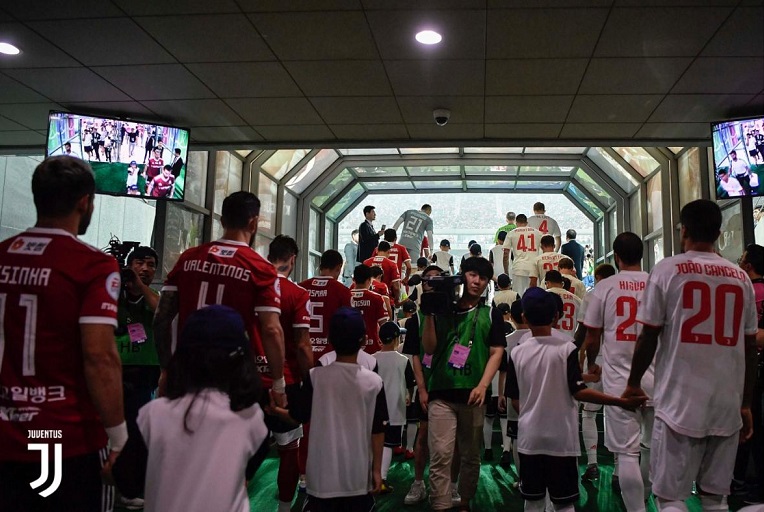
{"left": 257, "top": 174, "right": 278, "bottom": 238}
{"left": 412, "top": 180, "right": 462, "bottom": 189}
{"left": 630, "top": 194, "right": 642, "bottom": 237}
{"left": 515, "top": 181, "right": 566, "bottom": 189}
{"left": 678, "top": 148, "right": 702, "bottom": 208}
{"left": 261, "top": 149, "right": 310, "bottom": 180}
{"left": 286, "top": 150, "right": 340, "bottom": 194}
{"left": 575, "top": 168, "right": 614, "bottom": 206}
{"left": 407, "top": 166, "right": 461, "bottom": 176}
{"left": 327, "top": 183, "right": 365, "bottom": 220}
{"left": 311, "top": 168, "right": 354, "bottom": 209}
{"left": 613, "top": 147, "right": 659, "bottom": 177}
{"left": 519, "top": 166, "right": 575, "bottom": 176}
{"left": 466, "top": 180, "right": 515, "bottom": 189}
{"left": 568, "top": 183, "right": 603, "bottom": 218}
{"left": 363, "top": 181, "right": 414, "bottom": 190}
{"left": 464, "top": 165, "right": 518, "bottom": 176}
{"left": 352, "top": 166, "right": 407, "bottom": 177}
{"left": 587, "top": 147, "right": 639, "bottom": 194}
{"left": 281, "top": 192, "right": 298, "bottom": 238}
{"left": 652, "top": 236, "right": 664, "bottom": 267}
{"left": 646, "top": 174, "right": 663, "bottom": 232}
{"left": 717, "top": 202, "right": 744, "bottom": 264}
{"left": 309, "top": 208, "right": 320, "bottom": 253}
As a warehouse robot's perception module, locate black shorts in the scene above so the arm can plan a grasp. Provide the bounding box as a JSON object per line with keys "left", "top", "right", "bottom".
{"left": 519, "top": 454, "right": 579, "bottom": 505}
{"left": 303, "top": 493, "right": 375, "bottom": 512}
{"left": 750, "top": 149, "right": 759, "bottom": 157}
{"left": 0, "top": 449, "right": 114, "bottom": 512}
{"left": 262, "top": 382, "right": 302, "bottom": 434}
{"left": 384, "top": 424, "right": 403, "bottom": 448}
{"left": 506, "top": 420, "right": 518, "bottom": 439}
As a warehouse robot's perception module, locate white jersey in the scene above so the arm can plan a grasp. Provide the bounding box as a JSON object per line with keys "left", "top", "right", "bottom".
{"left": 430, "top": 250, "right": 453, "bottom": 274}
{"left": 319, "top": 349, "right": 378, "bottom": 372}
{"left": 126, "top": 168, "right": 139, "bottom": 188}
{"left": 503, "top": 226, "right": 543, "bottom": 276}
{"left": 548, "top": 287, "right": 583, "bottom": 337}
{"left": 527, "top": 214, "right": 561, "bottom": 238}
{"left": 504, "top": 328, "right": 530, "bottom": 421}
{"left": 373, "top": 351, "right": 410, "bottom": 426}
{"left": 583, "top": 270, "right": 654, "bottom": 398}
{"left": 637, "top": 251, "right": 758, "bottom": 438}
{"left": 531, "top": 252, "right": 565, "bottom": 281}
{"left": 510, "top": 336, "right": 581, "bottom": 456}
{"left": 494, "top": 289, "right": 519, "bottom": 308}
{"left": 489, "top": 245, "right": 506, "bottom": 280}
{"left": 729, "top": 158, "right": 749, "bottom": 178}
{"left": 562, "top": 273, "right": 586, "bottom": 301}
{"left": 719, "top": 177, "right": 744, "bottom": 196}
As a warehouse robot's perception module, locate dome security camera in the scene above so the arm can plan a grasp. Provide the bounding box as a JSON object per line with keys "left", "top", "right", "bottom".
{"left": 433, "top": 108, "right": 451, "bottom": 127}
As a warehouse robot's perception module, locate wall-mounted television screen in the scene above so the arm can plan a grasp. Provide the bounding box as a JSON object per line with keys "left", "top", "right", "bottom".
{"left": 711, "top": 116, "right": 763, "bottom": 199}
{"left": 46, "top": 111, "right": 190, "bottom": 201}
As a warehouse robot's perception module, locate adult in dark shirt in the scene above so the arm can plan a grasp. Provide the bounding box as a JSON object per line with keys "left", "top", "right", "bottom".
{"left": 560, "top": 229, "right": 585, "bottom": 279}
{"left": 357, "top": 205, "right": 384, "bottom": 263}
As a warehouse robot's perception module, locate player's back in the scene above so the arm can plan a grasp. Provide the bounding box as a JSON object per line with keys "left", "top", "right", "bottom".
{"left": 274, "top": 276, "right": 311, "bottom": 386}
{"left": 640, "top": 251, "right": 757, "bottom": 436}
{"left": 565, "top": 274, "right": 587, "bottom": 300}
{"left": 399, "top": 210, "right": 432, "bottom": 250}
{"left": 351, "top": 288, "right": 388, "bottom": 353}
{"left": 548, "top": 287, "right": 582, "bottom": 337}
{"left": 0, "top": 228, "right": 120, "bottom": 460}
{"left": 532, "top": 252, "right": 564, "bottom": 280}
{"left": 527, "top": 214, "right": 561, "bottom": 237}
{"left": 299, "top": 276, "right": 352, "bottom": 361}
{"left": 505, "top": 227, "right": 542, "bottom": 272}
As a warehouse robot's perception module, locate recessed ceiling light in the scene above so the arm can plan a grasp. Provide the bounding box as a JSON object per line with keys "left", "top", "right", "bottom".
{"left": 415, "top": 30, "right": 442, "bottom": 45}
{"left": 0, "top": 42, "right": 20, "bottom": 55}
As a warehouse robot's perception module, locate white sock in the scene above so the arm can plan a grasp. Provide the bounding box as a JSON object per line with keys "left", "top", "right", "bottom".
{"left": 512, "top": 440, "right": 520, "bottom": 471}
{"left": 545, "top": 492, "right": 554, "bottom": 512}
{"left": 699, "top": 495, "right": 727, "bottom": 511}
{"left": 618, "top": 453, "right": 646, "bottom": 512}
{"left": 406, "top": 423, "right": 417, "bottom": 451}
{"left": 278, "top": 500, "right": 291, "bottom": 512}
{"left": 484, "top": 416, "right": 494, "bottom": 449}
{"left": 656, "top": 498, "right": 689, "bottom": 512}
{"left": 553, "top": 504, "right": 575, "bottom": 512}
{"left": 382, "top": 447, "right": 393, "bottom": 480}
{"left": 500, "top": 417, "right": 510, "bottom": 452}
{"left": 581, "top": 411, "right": 598, "bottom": 465}
{"left": 640, "top": 444, "right": 651, "bottom": 500}
{"left": 525, "top": 498, "right": 546, "bottom": 512}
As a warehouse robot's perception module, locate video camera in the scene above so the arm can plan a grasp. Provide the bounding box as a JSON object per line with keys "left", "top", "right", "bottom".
{"left": 102, "top": 235, "right": 140, "bottom": 286}
{"left": 407, "top": 273, "right": 464, "bottom": 316}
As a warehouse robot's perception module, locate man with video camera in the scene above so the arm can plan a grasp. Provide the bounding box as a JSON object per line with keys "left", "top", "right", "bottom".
{"left": 420, "top": 257, "right": 506, "bottom": 512}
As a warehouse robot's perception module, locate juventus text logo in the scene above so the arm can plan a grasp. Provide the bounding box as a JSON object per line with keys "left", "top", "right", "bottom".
{"left": 27, "top": 443, "right": 63, "bottom": 497}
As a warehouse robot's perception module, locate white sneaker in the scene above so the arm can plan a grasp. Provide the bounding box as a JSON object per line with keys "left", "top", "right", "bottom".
{"left": 451, "top": 485, "right": 462, "bottom": 507}
{"left": 298, "top": 474, "right": 307, "bottom": 493}
{"left": 118, "top": 496, "right": 144, "bottom": 510}
{"left": 404, "top": 480, "right": 427, "bottom": 505}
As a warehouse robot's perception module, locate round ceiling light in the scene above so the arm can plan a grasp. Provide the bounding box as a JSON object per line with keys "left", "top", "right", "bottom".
{"left": 415, "top": 30, "right": 442, "bottom": 45}
{"left": 0, "top": 42, "right": 20, "bottom": 55}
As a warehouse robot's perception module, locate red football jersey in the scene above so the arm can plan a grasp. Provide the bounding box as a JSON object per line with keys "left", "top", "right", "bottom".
{"left": 298, "top": 276, "right": 352, "bottom": 362}
{"left": 150, "top": 174, "right": 174, "bottom": 197}
{"left": 364, "top": 255, "right": 400, "bottom": 304}
{"left": 350, "top": 288, "right": 388, "bottom": 354}
{"left": 146, "top": 157, "right": 163, "bottom": 181}
{"left": 371, "top": 243, "right": 411, "bottom": 267}
{"left": 270, "top": 276, "right": 311, "bottom": 386}
{"left": 163, "top": 239, "right": 281, "bottom": 374}
{"left": 0, "top": 228, "right": 120, "bottom": 461}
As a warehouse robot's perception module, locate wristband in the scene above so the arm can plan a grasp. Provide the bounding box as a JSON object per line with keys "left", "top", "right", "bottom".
{"left": 272, "top": 377, "right": 286, "bottom": 394}
{"left": 106, "top": 421, "right": 128, "bottom": 452}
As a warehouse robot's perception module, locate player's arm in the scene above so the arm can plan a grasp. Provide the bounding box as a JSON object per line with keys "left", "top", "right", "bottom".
{"left": 554, "top": 236, "right": 561, "bottom": 252}
{"left": 403, "top": 259, "right": 412, "bottom": 284}
{"left": 497, "top": 369, "right": 507, "bottom": 412}
{"left": 81, "top": 323, "right": 126, "bottom": 444}
{"left": 371, "top": 387, "right": 389, "bottom": 494}
{"left": 258, "top": 310, "right": 286, "bottom": 390}
{"left": 426, "top": 230, "right": 434, "bottom": 257}
{"left": 505, "top": 353, "right": 520, "bottom": 413}
{"left": 382, "top": 295, "right": 392, "bottom": 319}
{"left": 624, "top": 324, "right": 662, "bottom": 397}
{"left": 581, "top": 326, "right": 602, "bottom": 371}
{"left": 392, "top": 215, "right": 404, "bottom": 231}
{"left": 469, "top": 310, "right": 506, "bottom": 406}
{"left": 502, "top": 248, "right": 510, "bottom": 275}
{"left": 295, "top": 327, "right": 313, "bottom": 380}
{"left": 412, "top": 355, "right": 429, "bottom": 412}
{"left": 153, "top": 290, "right": 179, "bottom": 369}
{"left": 391, "top": 280, "right": 401, "bottom": 305}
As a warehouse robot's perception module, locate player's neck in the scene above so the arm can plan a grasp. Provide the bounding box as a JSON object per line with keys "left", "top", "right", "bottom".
{"left": 683, "top": 241, "right": 716, "bottom": 253}
{"left": 618, "top": 264, "right": 641, "bottom": 272}
{"left": 336, "top": 352, "right": 359, "bottom": 364}
{"left": 379, "top": 344, "right": 396, "bottom": 352}
{"left": 35, "top": 216, "right": 79, "bottom": 236}
{"left": 221, "top": 229, "right": 253, "bottom": 245}
{"left": 529, "top": 325, "right": 552, "bottom": 336}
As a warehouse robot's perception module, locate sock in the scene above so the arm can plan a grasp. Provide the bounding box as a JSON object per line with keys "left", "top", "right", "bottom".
{"left": 278, "top": 501, "right": 291, "bottom": 512}
{"left": 484, "top": 416, "right": 494, "bottom": 449}
{"left": 656, "top": 498, "right": 689, "bottom": 512}
{"left": 699, "top": 495, "right": 727, "bottom": 512}
{"left": 525, "top": 499, "right": 546, "bottom": 512}
{"left": 545, "top": 492, "right": 554, "bottom": 512}
{"left": 298, "top": 423, "right": 310, "bottom": 475}
{"left": 581, "top": 410, "right": 598, "bottom": 465}
{"left": 513, "top": 441, "right": 520, "bottom": 472}
{"left": 382, "top": 447, "right": 393, "bottom": 480}
{"left": 406, "top": 422, "right": 418, "bottom": 451}
{"left": 640, "top": 444, "right": 651, "bottom": 500}
{"left": 500, "top": 417, "right": 510, "bottom": 452}
{"left": 618, "top": 453, "right": 646, "bottom": 512}
{"left": 277, "top": 445, "right": 300, "bottom": 503}
{"left": 552, "top": 504, "right": 575, "bottom": 512}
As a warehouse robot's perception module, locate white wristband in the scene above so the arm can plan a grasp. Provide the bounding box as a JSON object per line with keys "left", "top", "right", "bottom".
{"left": 272, "top": 377, "right": 286, "bottom": 394}
{"left": 106, "top": 421, "right": 128, "bottom": 452}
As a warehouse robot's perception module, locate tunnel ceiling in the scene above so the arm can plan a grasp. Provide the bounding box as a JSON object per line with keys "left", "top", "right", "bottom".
{"left": 0, "top": 2, "right": 762, "bottom": 149}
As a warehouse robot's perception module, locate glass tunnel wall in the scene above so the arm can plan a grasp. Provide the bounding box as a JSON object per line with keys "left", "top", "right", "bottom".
{"left": 1, "top": 146, "right": 762, "bottom": 283}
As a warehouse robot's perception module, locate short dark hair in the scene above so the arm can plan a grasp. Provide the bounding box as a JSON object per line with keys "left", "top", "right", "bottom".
{"left": 469, "top": 243, "right": 482, "bottom": 256}
{"left": 351, "top": 229, "right": 359, "bottom": 236}
{"left": 268, "top": 235, "right": 299, "bottom": 263}
{"left": 680, "top": 200, "right": 722, "bottom": 244}
{"left": 545, "top": 270, "right": 563, "bottom": 283}
{"left": 461, "top": 255, "right": 493, "bottom": 281}
{"left": 383, "top": 229, "right": 397, "bottom": 242}
{"left": 743, "top": 244, "right": 764, "bottom": 275}
{"left": 497, "top": 273, "right": 511, "bottom": 288}
{"left": 175, "top": 148, "right": 181, "bottom": 155}
{"left": 353, "top": 264, "right": 372, "bottom": 283}
{"left": 533, "top": 202, "right": 545, "bottom": 212}
{"left": 594, "top": 263, "right": 616, "bottom": 280}
{"left": 497, "top": 231, "right": 507, "bottom": 242}
{"left": 421, "top": 204, "right": 431, "bottom": 211}
{"left": 557, "top": 257, "right": 574, "bottom": 270}
{"left": 319, "top": 249, "right": 343, "bottom": 270}
{"left": 416, "top": 257, "right": 429, "bottom": 268}
{"left": 32, "top": 156, "right": 95, "bottom": 218}
{"left": 540, "top": 235, "right": 555, "bottom": 248}
{"left": 378, "top": 241, "right": 391, "bottom": 252}
{"left": 363, "top": 205, "right": 375, "bottom": 215}
{"left": 566, "top": 229, "right": 577, "bottom": 239}
{"left": 516, "top": 214, "right": 527, "bottom": 223}
{"left": 221, "top": 191, "right": 260, "bottom": 229}
{"left": 369, "top": 265, "right": 384, "bottom": 278}
{"left": 510, "top": 300, "right": 523, "bottom": 324}
{"left": 613, "top": 232, "right": 643, "bottom": 265}
{"left": 127, "top": 246, "right": 159, "bottom": 266}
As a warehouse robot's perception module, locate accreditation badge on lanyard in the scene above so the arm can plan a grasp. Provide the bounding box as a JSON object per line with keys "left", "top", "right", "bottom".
{"left": 448, "top": 309, "right": 479, "bottom": 369}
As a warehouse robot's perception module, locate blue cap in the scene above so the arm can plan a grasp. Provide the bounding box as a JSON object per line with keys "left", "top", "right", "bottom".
{"left": 179, "top": 305, "right": 249, "bottom": 351}
{"left": 329, "top": 307, "right": 366, "bottom": 352}
{"left": 521, "top": 287, "right": 556, "bottom": 326}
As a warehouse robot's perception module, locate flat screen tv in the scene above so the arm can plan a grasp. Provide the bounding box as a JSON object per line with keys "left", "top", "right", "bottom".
{"left": 711, "top": 116, "right": 764, "bottom": 199}
{"left": 46, "top": 111, "right": 190, "bottom": 201}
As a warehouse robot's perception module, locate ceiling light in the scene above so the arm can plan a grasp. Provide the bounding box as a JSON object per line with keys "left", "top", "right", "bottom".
{"left": 415, "top": 30, "right": 442, "bottom": 45}
{"left": 0, "top": 42, "right": 20, "bottom": 55}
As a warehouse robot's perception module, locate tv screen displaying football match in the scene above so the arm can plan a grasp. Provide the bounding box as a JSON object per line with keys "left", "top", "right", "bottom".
{"left": 46, "top": 111, "right": 190, "bottom": 201}
{"left": 711, "top": 116, "right": 764, "bottom": 199}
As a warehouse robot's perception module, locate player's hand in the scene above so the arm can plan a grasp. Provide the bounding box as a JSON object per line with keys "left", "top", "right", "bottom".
{"left": 157, "top": 369, "right": 168, "bottom": 397}
{"left": 100, "top": 450, "right": 120, "bottom": 485}
{"left": 740, "top": 407, "right": 753, "bottom": 443}
{"left": 468, "top": 386, "right": 486, "bottom": 407}
{"left": 266, "top": 390, "right": 298, "bottom": 426}
{"left": 271, "top": 389, "right": 288, "bottom": 409}
{"left": 371, "top": 469, "right": 382, "bottom": 494}
{"left": 498, "top": 396, "right": 507, "bottom": 413}
{"left": 418, "top": 388, "right": 429, "bottom": 413}
{"left": 619, "top": 394, "right": 648, "bottom": 412}
{"left": 621, "top": 385, "right": 645, "bottom": 400}
{"left": 587, "top": 364, "right": 601, "bottom": 376}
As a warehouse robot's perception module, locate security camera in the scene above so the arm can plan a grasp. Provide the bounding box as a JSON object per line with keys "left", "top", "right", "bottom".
{"left": 433, "top": 108, "right": 450, "bottom": 127}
